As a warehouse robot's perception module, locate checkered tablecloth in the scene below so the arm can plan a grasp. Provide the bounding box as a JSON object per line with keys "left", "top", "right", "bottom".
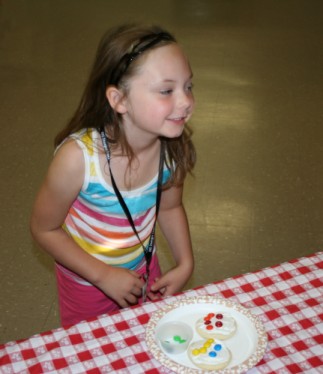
{"left": 1, "top": 252, "right": 322, "bottom": 374}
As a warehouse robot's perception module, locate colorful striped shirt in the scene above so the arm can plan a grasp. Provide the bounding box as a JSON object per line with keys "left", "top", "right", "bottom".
{"left": 62, "top": 128, "right": 170, "bottom": 275}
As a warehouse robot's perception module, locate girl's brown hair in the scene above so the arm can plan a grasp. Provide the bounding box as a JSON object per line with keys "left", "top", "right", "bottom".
{"left": 55, "top": 24, "right": 196, "bottom": 187}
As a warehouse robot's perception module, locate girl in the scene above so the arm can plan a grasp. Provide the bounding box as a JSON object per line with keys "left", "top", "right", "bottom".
{"left": 30, "top": 24, "right": 196, "bottom": 326}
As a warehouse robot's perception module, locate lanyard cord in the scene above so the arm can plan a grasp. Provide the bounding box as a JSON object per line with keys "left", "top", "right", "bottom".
{"left": 99, "top": 127, "right": 164, "bottom": 276}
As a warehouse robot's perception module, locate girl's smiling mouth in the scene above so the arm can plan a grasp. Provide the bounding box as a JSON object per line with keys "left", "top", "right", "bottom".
{"left": 167, "top": 116, "right": 188, "bottom": 124}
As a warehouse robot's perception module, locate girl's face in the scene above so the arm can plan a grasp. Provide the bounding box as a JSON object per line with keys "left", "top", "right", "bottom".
{"left": 121, "top": 43, "right": 195, "bottom": 142}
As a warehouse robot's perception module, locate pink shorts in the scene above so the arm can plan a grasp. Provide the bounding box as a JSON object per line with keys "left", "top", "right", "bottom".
{"left": 55, "top": 254, "right": 161, "bottom": 326}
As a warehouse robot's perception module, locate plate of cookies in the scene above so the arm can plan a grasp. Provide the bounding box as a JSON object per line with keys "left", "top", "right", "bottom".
{"left": 146, "top": 296, "right": 267, "bottom": 373}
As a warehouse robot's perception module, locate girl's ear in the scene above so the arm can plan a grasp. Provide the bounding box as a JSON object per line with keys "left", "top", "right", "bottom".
{"left": 105, "top": 86, "right": 127, "bottom": 114}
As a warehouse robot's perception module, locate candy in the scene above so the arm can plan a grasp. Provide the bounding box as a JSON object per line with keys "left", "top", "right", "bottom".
{"left": 188, "top": 338, "right": 231, "bottom": 370}
{"left": 173, "top": 335, "right": 186, "bottom": 344}
{"left": 192, "top": 339, "right": 216, "bottom": 356}
{"left": 204, "top": 340, "right": 213, "bottom": 348}
{"left": 203, "top": 312, "right": 226, "bottom": 330}
{"left": 204, "top": 313, "right": 215, "bottom": 321}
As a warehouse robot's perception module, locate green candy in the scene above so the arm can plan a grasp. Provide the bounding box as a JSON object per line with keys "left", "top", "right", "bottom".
{"left": 173, "top": 335, "right": 186, "bottom": 344}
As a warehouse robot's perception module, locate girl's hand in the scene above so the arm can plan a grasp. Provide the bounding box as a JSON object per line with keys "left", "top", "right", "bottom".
{"left": 148, "top": 265, "right": 191, "bottom": 300}
{"left": 95, "top": 266, "right": 144, "bottom": 308}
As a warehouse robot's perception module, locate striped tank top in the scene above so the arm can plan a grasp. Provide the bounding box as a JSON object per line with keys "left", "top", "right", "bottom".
{"left": 62, "top": 128, "right": 171, "bottom": 273}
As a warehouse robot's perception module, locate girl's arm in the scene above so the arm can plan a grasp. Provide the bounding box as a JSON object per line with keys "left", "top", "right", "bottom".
{"left": 30, "top": 140, "right": 143, "bottom": 307}
{"left": 149, "top": 184, "right": 194, "bottom": 298}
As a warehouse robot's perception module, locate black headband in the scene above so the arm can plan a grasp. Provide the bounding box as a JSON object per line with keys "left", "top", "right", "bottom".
{"left": 111, "top": 32, "right": 175, "bottom": 85}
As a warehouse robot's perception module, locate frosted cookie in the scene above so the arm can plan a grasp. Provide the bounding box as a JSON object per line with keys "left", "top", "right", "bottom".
{"left": 196, "top": 312, "right": 237, "bottom": 340}
{"left": 188, "top": 338, "right": 231, "bottom": 370}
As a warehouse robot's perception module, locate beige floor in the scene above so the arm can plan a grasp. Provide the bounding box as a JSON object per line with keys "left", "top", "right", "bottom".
{"left": 1, "top": 0, "right": 322, "bottom": 345}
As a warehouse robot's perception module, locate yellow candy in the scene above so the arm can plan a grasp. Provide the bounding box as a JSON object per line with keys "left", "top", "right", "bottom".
{"left": 193, "top": 339, "right": 215, "bottom": 356}
{"left": 204, "top": 341, "right": 212, "bottom": 348}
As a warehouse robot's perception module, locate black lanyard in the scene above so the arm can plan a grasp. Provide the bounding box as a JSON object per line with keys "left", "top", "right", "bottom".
{"left": 99, "top": 127, "right": 164, "bottom": 278}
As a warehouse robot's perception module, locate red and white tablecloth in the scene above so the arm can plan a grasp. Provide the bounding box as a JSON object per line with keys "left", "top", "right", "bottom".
{"left": 0, "top": 252, "right": 322, "bottom": 373}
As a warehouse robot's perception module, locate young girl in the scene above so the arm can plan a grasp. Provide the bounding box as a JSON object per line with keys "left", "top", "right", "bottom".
{"left": 30, "top": 24, "right": 196, "bottom": 326}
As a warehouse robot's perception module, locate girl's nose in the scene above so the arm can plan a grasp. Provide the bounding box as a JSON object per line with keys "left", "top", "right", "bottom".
{"left": 178, "top": 90, "right": 194, "bottom": 112}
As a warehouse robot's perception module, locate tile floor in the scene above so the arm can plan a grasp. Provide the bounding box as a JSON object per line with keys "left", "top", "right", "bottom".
{"left": 0, "top": 0, "right": 322, "bottom": 344}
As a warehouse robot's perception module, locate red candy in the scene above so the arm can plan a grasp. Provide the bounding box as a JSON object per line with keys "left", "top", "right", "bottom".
{"left": 203, "top": 312, "right": 225, "bottom": 330}
{"left": 204, "top": 313, "right": 215, "bottom": 321}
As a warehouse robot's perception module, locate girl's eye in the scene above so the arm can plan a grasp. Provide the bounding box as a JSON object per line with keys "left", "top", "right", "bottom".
{"left": 187, "top": 83, "right": 194, "bottom": 92}
{"left": 160, "top": 89, "right": 173, "bottom": 95}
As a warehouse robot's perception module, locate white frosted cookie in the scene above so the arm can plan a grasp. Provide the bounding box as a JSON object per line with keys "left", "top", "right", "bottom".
{"left": 196, "top": 312, "right": 237, "bottom": 340}
{"left": 188, "top": 338, "right": 231, "bottom": 370}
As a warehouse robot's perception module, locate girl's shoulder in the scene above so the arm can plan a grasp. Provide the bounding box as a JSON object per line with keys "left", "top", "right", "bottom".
{"left": 53, "top": 136, "right": 84, "bottom": 167}
{"left": 55, "top": 128, "right": 99, "bottom": 157}
{"left": 47, "top": 137, "right": 85, "bottom": 194}
{"left": 69, "top": 128, "right": 97, "bottom": 154}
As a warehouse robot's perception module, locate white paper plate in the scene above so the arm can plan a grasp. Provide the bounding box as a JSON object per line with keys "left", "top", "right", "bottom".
{"left": 146, "top": 296, "right": 267, "bottom": 373}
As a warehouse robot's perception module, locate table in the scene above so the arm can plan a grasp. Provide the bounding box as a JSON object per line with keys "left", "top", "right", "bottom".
{"left": 1, "top": 252, "right": 322, "bottom": 373}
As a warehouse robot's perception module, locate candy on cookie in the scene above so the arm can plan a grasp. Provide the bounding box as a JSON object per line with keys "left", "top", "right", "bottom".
{"left": 188, "top": 338, "right": 231, "bottom": 370}
{"left": 196, "top": 312, "right": 237, "bottom": 340}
